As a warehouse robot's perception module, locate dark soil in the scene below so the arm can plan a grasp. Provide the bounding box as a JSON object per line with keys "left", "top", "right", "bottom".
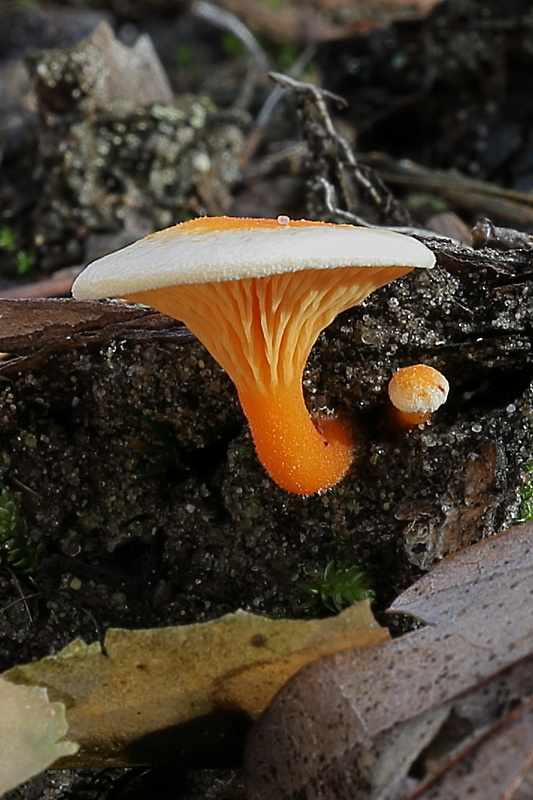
{"left": 1, "top": 2, "right": 533, "bottom": 798}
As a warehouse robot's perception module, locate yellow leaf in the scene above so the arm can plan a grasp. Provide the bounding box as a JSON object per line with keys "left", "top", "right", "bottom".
{"left": 3, "top": 602, "right": 387, "bottom": 768}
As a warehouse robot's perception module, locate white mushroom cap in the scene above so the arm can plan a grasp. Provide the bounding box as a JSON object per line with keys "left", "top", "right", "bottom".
{"left": 72, "top": 216, "right": 436, "bottom": 300}
{"left": 388, "top": 364, "right": 450, "bottom": 415}
{"left": 70, "top": 216, "right": 438, "bottom": 494}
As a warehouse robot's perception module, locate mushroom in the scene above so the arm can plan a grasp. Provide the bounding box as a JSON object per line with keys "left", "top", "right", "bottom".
{"left": 72, "top": 216, "right": 435, "bottom": 494}
{"left": 388, "top": 364, "right": 449, "bottom": 429}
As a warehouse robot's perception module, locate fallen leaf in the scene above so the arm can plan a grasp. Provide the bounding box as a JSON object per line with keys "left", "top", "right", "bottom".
{"left": 0, "top": 298, "right": 191, "bottom": 376}
{"left": 0, "top": 298, "right": 149, "bottom": 354}
{"left": 245, "top": 521, "right": 533, "bottom": 799}
{"left": 2, "top": 603, "right": 387, "bottom": 768}
{"left": 0, "top": 266, "right": 82, "bottom": 299}
{"left": 87, "top": 22, "right": 173, "bottom": 109}
{"left": 27, "top": 21, "right": 172, "bottom": 113}
{"left": 0, "top": 678, "right": 78, "bottom": 797}
{"left": 197, "top": 0, "right": 443, "bottom": 44}
{"left": 414, "top": 696, "right": 533, "bottom": 800}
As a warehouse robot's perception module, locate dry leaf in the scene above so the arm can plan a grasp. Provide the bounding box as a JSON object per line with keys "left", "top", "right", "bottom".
{"left": 0, "top": 298, "right": 191, "bottom": 376}
{"left": 414, "top": 696, "right": 533, "bottom": 800}
{"left": 0, "top": 299, "right": 149, "bottom": 354}
{"left": 27, "top": 21, "right": 172, "bottom": 113}
{"left": 2, "top": 603, "right": 387, "bottom": 768}
{"left": 198, "top": 0, "right": 442, "bottom": 44}
{"left": 0, "top": 678, "right": 78, "bottom": 797}
{"left": 86, "top": 22, "right": 173, "bottom": 109}
{"left": 245, "top": 522, "right": 533, "bottom": 800}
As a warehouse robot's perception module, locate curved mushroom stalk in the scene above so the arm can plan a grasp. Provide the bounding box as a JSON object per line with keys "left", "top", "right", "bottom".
{"left": 124, "top": 265, "right": 411, "bottom": 494}
{"left": 238, "top": 385, "right": 353, "bottom": 495}
{"left": 73, "top": 215, "right": 436, "bottom": 494}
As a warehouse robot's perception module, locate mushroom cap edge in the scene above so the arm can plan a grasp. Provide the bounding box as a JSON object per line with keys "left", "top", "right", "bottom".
{"left": 72, "top": 216, "right": 436, "bottom": 300}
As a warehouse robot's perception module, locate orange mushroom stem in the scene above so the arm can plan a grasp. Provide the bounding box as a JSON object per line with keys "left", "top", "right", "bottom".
{"left": 123, "top": 267, "right": 392, "bottom": 494}
{"left": 388, "top": 364, "right": 449, "bottom": 429}
{"left": 72, "top": 216, "right": 435, "bottom": 494}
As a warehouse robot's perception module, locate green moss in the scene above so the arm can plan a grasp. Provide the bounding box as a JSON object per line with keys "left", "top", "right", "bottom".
{"left": 518, "top": 464, "right": 533, "bottom": 523}
{"left": 0, "top": 486, "right": 40, "bottom": 573}
{"left": 303, "top": 559, "right": 374, "bottom": 616}
{"left": 274, "top": 43, "right": 301, "bottom": 72}
{"left": 15, "top": 251, "right": 36, "bottom": 275}
{"left": 0, "top": 226, "right": 18, "bottom": 252}
{"left": 257, "top": 0, "right": 284, "bottom": 8}
{"left": 174, "top": 45, "right": 196, "bottom": 69}
{"left": 221, "top": 33, "right": 246, "bottom": 58}
{"left": 0, "top": 226, "right": 36, "bottom": 275}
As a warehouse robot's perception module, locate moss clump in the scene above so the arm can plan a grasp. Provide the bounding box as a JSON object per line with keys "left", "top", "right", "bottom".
{"left": 518, "top": 464, "right": 533, "bottom": 523}
{"left": 303, "top": 560, "right": 374, "bottom": 616}
{"left": 0, "top": 486, "right": 40, "bottom": 573}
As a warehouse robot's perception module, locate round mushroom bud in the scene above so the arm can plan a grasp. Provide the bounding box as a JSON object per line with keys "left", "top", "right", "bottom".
{"left": 72, "top": 216, "right": 435, "bottom": 494}
{"left": 388, "top": 364, "right": 449, "bottom": 428}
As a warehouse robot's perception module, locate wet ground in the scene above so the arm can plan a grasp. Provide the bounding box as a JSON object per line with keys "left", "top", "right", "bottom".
{"left": 1, "top": 2, "right": 533, "bottom": 798}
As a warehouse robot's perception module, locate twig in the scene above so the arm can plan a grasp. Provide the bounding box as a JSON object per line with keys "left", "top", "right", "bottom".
{"left": 239, "top": 48, "right": 316, "bottom": 167}
{"left": 268, "top": 71, "right": 348, "bottom": 109}
{"left": 0, "top": 266, "right": 81, "bottom": 299}
{"left": 315, "top": 176, "right": 457, "bottom": 242}
{"left": 192, "top": 0, "right": 270, "bottom": 73}
{"left": 2, "top": 574, "right": 38, "bottom": 628}
{"left": 472, "top": 217, "right": 533, "bottom": 251}
{"left": 268, "top": 72, "right": 411, "bottom": 226}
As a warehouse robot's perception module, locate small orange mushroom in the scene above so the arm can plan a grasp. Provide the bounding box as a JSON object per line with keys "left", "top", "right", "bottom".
{"left": 72, "top": 216, "right": 435, "bottom": 494}
{"left": 388, "top": 364, "right": 449, "bottom": 429}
